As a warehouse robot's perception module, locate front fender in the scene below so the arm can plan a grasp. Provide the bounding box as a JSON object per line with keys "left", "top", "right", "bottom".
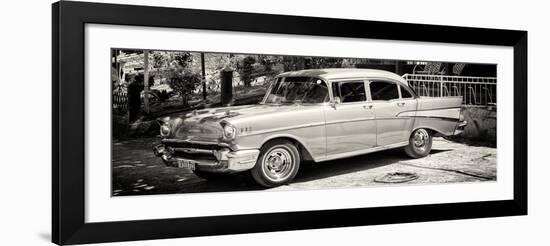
{"left": 235, "top": 128, "right": 325, "bottom": 162}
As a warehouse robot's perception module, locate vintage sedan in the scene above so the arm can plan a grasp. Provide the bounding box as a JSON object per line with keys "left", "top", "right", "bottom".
{"left": 153, "top": 69, "right": 466, "bottom": 187}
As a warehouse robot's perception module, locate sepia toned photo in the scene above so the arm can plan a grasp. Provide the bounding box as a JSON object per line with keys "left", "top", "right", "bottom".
{"left": 111, "top": 49, "right": 497, "bottom": 196}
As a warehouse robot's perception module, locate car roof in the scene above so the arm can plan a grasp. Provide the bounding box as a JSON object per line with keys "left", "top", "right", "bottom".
{"left": 277, "top": 68, "right": 407, "bottom": 85}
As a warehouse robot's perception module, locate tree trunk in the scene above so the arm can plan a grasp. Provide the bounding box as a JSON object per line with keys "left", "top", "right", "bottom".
{"left": 182, "top": 94, "right": 189, "bottom": 107}
{"left": 143, "top": 50, "right": 150, "bottom": 114}
{"left": 201, "top": 52, "right": 207, "bottom": 101}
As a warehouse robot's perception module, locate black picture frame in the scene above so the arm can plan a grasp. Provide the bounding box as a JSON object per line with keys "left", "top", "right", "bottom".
{"left": 52, "top": 1, "right": 527, "bottom": 245}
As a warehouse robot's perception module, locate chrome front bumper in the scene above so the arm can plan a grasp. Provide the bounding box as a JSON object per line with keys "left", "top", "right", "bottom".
{"left": 153, "top": 143, "right": 259, "bottom": 173}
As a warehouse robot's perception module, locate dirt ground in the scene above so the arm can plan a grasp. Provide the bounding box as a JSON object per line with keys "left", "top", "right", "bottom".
{"left": 111, "top": 137, "right": 496, "bottom": 196}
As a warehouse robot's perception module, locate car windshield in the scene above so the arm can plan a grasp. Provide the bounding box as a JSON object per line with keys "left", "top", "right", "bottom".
{"left": 263, "top": 77, "right": 329, "bottom": 104}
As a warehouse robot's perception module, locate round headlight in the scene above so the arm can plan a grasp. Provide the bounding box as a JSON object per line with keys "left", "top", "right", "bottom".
{"left": 160, "top": 124, "right": 171, "bottom": 137}
{"left": 223, "top": 124, "right": 237, "bottom": 139}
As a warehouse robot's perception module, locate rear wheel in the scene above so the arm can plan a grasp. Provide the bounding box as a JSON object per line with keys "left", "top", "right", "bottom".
{"left": 404, "top": 128, "right": 432, "bottom": 158}
{"left": 251, "top": 140, "right": 301, "bottom": 187}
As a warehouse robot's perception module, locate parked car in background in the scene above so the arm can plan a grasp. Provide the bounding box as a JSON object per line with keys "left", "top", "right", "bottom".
{"left": 153, "top": 69, "right": 466, "bottom": 187}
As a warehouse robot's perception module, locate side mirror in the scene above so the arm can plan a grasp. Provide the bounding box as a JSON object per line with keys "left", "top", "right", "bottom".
{"left": 330, "top": 97, "right": 341, "bottom": 108}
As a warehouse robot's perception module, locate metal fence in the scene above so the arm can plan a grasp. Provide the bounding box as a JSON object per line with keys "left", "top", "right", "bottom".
{"left": 403, "top": 74, "right": 497, "bottom": 106}
{"left": 113, "top": 89, "right": 128, "bottom": 114}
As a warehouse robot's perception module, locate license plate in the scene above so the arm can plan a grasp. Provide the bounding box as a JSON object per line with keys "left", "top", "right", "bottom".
{"left": 177, "top": 159, "right": 197, "bottom": 170}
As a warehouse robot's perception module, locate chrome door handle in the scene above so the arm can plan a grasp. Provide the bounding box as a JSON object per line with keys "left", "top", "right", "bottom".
{"left": 397, "top": 102, "right": 405, "bottom": 107}
{"left": 363, "top": 105, "right": 373, "bottom": 109}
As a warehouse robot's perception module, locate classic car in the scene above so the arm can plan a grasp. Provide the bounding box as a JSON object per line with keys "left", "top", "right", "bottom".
{"left": 153, "top": 68, "right": 466, "bottom": 187}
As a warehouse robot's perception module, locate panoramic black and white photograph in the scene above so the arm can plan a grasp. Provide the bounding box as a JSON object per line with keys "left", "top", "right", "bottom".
{"left": 111, "top": 49, "right": 497, "bottom": 196}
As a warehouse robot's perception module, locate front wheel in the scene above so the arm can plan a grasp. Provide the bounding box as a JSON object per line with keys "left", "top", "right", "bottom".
{"left": 251, "top": 140, "right": 301, "bottom": 188}
{"left": 404, "top": 128, "right": 433, "bottom": 158}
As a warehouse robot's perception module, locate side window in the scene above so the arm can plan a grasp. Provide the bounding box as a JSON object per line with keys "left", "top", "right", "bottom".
{"left": 400, "top": 85, "right": 413, "bottom": 99}
{"left": 333, "top": 81, "right": 366, "bottom": 103}
{"left": 370, "top": 81, "right": 399, "bottom": 101}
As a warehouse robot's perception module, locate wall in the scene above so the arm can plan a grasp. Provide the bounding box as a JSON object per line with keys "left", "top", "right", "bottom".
{"left": 452, "top": 106, "right": 497, "bottom": 145}
{"left": 0, "top": 0, "right": 547, "bottom": 246}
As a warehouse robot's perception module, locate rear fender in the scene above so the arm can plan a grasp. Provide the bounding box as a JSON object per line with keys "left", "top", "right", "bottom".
{"left": 404, "top": 97, "right": 464, "bottom": 136}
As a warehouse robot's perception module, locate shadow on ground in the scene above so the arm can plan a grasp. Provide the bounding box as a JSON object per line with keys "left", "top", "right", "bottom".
{"left": 112, "top": 136, "right": 454, "bottom": 196}
{"left": 295, "top": 149, "right": 450, "bottom": 183}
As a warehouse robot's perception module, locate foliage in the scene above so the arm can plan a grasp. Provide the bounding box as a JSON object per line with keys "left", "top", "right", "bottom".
{"left": 116, "top": 50, "right": 380, "bottom": 108}
{"left": 147, "top": 89, "right": 171, "bottom": 103}
{"left": 166, "top": 69, "right": 201, "bottom": 106}
{"left": 204, "top": 54, "right": 230, "bottom": 71}
{"left": 282, "top": 56, "right": 305, "bottom": 71}
{"left": 173, "top": 52, "right": 193, "bottom": 68}
{"left": 152, "top": 52, "right": 166, "bottom": 69}
{"left": 237, "top": 56, "right": 256, "bottom": 87}
{"left": 151, "top": 52, "right": 199, "bottom": 106}
{"left": 305, "top": 57, "right": 343, "bottom": 69}
{"left": 281, "top": 56, "right": 345, "bottom": 71}
{"left": 257, "top": 55, "right": 282, "bottom": 73}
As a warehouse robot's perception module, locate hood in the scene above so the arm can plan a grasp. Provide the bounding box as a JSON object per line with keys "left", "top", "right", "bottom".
{"left": 160, "top": 104, "right": 303, "bottom": 140}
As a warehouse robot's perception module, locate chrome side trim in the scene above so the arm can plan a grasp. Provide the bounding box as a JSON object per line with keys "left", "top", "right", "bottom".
{"left": 315, "top": 141, "right": 409, "bottom": 162}
{"left": 408, "top": 116, "right": 461, "bottom": 122}
{"left": 399, "top": 106, "right": 462, "bottom": 113}
{"left": 324, "top": 117, "right": 376, "bottom": 125}
{"left": 398, "top": 107, "right": 461, "bottom": 120}
{"left": 242, "top": 116, "right": 377, "bottom": 136}
{"left": 242, "top": 122, "right": 325, "bottom": 137}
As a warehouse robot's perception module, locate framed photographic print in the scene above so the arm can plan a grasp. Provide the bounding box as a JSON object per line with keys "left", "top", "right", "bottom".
{"left": 52, "top": 1, "right": 527, "bottom": 245}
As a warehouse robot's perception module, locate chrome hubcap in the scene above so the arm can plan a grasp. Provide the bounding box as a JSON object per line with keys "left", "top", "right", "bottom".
{"left": 413, "top": 129, "right": 429, "bottom": 152}
{"left": 262, "top": 147, "right": 294, "bottom": 182}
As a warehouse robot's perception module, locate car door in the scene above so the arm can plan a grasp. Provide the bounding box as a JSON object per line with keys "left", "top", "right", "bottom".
{"left": 369, "top": 80, "right": 417, "bottom": 146}
{"left": 324, "top": 80, "right": 376, "bottom": 156}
